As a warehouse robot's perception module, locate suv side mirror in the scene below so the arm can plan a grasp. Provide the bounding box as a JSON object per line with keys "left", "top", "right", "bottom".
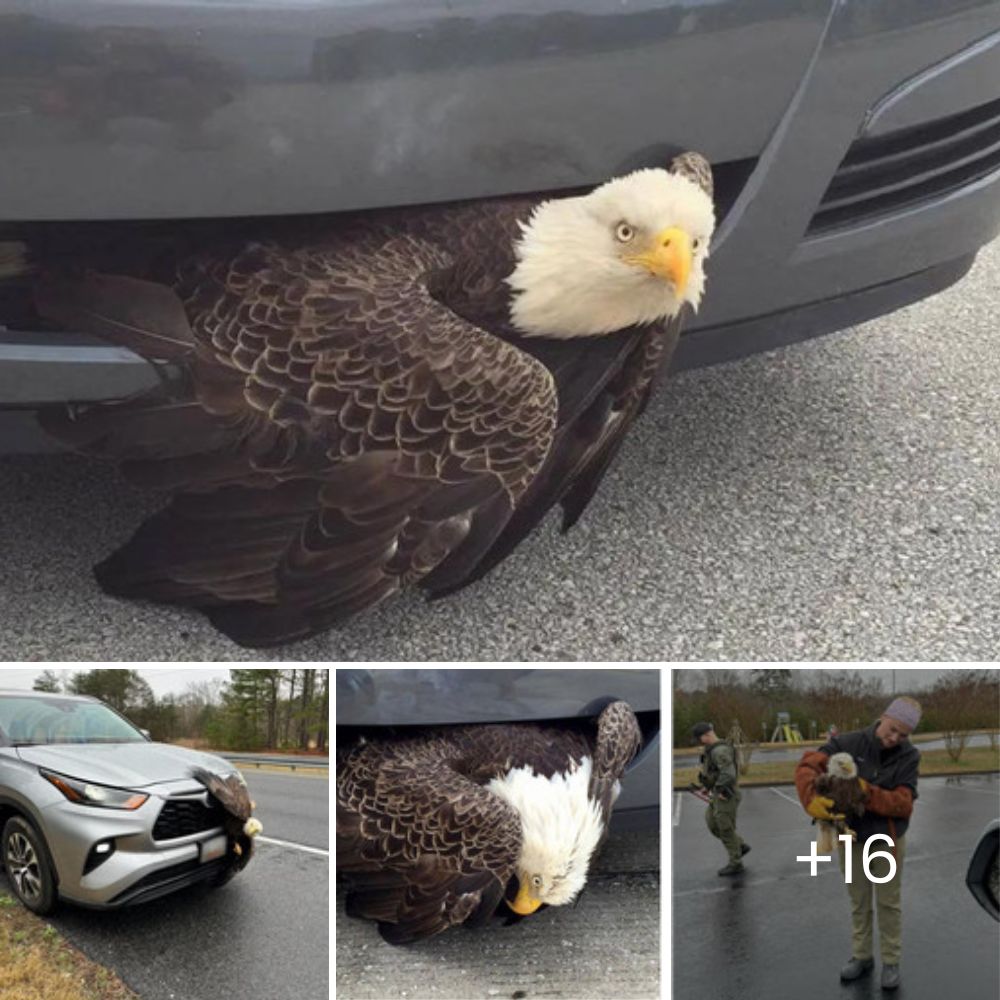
{"left": 966, "top": 819, "right": 999, "bottom": 921}
{"left": 140, "top": 729, "right": 152, "bottom": 741}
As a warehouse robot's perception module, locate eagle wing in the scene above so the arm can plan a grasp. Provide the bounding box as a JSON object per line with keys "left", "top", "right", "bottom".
{"left": 337, "top": 749, "right": 523, "bottom": 944}
{"left": 588, "top": 701, "right": 642, "bottom": 822}
{"left": 36, "top": 231, "right": 556, "bottom": 646}
{"left": 190, "top": 766, "right": 252, "bottom": 822}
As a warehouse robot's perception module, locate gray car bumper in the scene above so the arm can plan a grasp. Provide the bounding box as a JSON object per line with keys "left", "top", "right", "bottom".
{"left": 38, "top": 781, "right": 227, "bottom": 908}
{"left": 1, "top": 0, "right": 999, "bottom": 452}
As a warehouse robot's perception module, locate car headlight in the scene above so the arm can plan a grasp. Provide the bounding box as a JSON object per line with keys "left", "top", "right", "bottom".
{"left": 40, "top": 769, "right": 149, "bottom": 810}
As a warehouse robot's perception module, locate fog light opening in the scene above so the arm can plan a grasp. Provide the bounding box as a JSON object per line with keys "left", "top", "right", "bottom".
{"left": 83, "top": 839, "right": 116, "bottom": 876}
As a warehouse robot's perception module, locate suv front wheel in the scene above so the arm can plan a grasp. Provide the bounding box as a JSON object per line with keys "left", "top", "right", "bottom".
{"left": 2, "top": 816, "right": 57, "bottom": 914}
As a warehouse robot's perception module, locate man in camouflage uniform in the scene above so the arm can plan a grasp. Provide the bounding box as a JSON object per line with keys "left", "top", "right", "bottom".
{"left": 692, "top": 722, "right": 750, "bottom": 876}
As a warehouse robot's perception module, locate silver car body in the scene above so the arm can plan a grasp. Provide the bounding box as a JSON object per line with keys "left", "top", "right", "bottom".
{"left": 0, "top": 690, "right": 237, "bottom": 908}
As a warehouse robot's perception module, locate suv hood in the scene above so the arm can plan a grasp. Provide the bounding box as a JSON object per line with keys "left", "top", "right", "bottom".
{"left": 15, "top": 742, "right": 234, "bottom": 789}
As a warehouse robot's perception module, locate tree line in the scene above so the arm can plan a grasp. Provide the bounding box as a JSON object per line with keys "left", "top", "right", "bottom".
{"left": 33, "top": 668, "right": 329, "bottom": 753}
{"left": 674, "top": 669, "right": 999, "bottom": 757}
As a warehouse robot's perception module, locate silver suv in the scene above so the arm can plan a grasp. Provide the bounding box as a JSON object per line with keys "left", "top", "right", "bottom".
{"left": 0, "top": 689, "right": 247, "bottom": 914}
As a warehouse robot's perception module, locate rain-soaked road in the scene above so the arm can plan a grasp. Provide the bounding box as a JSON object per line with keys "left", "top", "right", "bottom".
{"left": 672, "top": 774, "right": 1000, "bottom": 1000}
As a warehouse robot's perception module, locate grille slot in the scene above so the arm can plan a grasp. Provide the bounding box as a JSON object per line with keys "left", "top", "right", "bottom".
{"left": 809, "top": 95, "right": 1000, "bottom": 234}
{"left": 152, "top": 797, "right": 225, "bottom": 841}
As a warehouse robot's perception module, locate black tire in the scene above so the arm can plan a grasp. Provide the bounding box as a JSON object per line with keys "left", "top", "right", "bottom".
{"left": 2, "top": 816, "right": 57, "bottom": 915}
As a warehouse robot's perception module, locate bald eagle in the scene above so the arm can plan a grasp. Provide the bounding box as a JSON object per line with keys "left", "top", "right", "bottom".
{"left": 813, "top": 752, "right": 867, "bottom": 854}
{"left": 13, "top": 151, "right": 714, "bottom": 646}
{"left": 336, "top": 700, "right": 641, "bottom": 944}
{"left": 190, "top": 767, "right": 263, "bottom": 876}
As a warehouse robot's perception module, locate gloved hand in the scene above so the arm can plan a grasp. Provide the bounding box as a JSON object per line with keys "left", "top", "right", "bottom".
{"left": 806, "top": 794, "right": 846, "bottom": 821}
{"left": 714, "top": 788, "right": 732, "bottom": 802}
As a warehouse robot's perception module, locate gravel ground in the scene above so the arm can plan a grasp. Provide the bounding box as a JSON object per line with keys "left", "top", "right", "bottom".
{"left": 336, "top": 828, "right": 660, "bottom": 1000}
{"left": 1, "top": 237, "right": 998, "bottom": 660}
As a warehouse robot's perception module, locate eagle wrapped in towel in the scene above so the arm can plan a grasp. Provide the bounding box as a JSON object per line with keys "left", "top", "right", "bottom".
{"left": 336, "top": 700, "right": 641, "bottom": 944}
{"left": 190, "top": 767, "right": 263, "bottom": 874}
{"left": 7, "top": 151, "right": 714, "bottom": 647}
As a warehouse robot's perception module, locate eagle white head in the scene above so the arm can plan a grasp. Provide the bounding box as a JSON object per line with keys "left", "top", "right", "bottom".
{"left": 828, "top": 752, "right": 858, "bottom": 780}
{"left": 508, "top": 164, "right": 716, "bottom": 338}
{"left": 487, "top": 756, "right": 607, "bottom": 914}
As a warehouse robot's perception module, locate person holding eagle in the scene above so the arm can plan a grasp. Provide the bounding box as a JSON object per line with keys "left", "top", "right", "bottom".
{"left": 795, "top": 696, "right": 922, "bottom": 992}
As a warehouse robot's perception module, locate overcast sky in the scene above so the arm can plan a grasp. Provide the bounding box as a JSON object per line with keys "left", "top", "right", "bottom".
{"left": 0, "top": 667, "right": 233, "bottom": 697}
{"left": 672, "top": 666, "right": 994, "bottom": 692}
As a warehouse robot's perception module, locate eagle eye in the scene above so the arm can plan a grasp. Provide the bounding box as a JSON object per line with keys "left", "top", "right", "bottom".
{"left": 614, "top": 222, "right": 635, "bottom": 243}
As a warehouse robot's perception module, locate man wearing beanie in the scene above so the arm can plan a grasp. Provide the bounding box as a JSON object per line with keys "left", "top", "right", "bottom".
{"left": 795, "top": 696, "right": 921, "bottom": 992}
{"left": 692, "top": 722, "right": 750, "bottom": 876}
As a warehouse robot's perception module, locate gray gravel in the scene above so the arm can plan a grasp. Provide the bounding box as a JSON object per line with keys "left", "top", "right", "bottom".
{"left": 1, "top": 237, "right": 998, "bottom": 660}
{"left": 336, "top": 828, "right": 659, "bottom": 1000}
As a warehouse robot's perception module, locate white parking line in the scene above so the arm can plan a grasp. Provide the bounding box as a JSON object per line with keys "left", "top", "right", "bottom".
{"left": 673, "top": 791, "right": 683, "bottom": 827}
{"left": 768, "top": 786, "right": 801, "bottom": 806}
{"left": 256, "top": 835, "right": 329, "bottom": 857}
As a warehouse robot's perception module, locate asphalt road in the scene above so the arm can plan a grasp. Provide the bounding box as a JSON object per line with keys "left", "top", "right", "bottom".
{"left": 0, "top": 770, "right": 329, "bottom": 1000}
{"left": 672, "top": 775, "right": 1000, "bottom": 1000}
{"left": 336, "top": 827, "right": 659, "bottom": 1000}
{"left": 1, "top": 237, "right": 999, "bottom": 659}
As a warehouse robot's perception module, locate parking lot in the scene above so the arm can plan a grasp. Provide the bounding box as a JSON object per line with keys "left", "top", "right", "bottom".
{"left": 337, "top": 827, "right": 659, "bottom": 1000}
{"left": 672, "top": 774, "right": 1000, "bottom": 1000}
{"left": 1, "top": 236, "right": 998, "bottom": 660}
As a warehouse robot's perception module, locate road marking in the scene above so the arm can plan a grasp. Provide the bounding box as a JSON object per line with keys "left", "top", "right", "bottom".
{"left": 768, "top": 786, "right": 801, "bottom": 807}
{"left": 673, "top": 792, "right": 683, "bottom": 827}
{"left": 256, "top": 835, "right": 329, "bottom": 857}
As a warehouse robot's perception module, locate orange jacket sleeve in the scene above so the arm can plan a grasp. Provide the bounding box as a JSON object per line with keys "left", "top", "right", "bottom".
{"left": 795, "top": 750, "right": 829, "bottom": 810}
{"left": 865, "top": 783, "right": 914, "bottom": 819}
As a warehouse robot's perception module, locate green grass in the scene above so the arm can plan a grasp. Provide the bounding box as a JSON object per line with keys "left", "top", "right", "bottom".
{"left": 673, "top": 743, "right": 1000, "bottom": 788}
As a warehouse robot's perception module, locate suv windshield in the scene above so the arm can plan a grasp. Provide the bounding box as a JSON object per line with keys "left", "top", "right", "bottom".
{"left": 0, "top": 695, "right": 146, "bottom": 746}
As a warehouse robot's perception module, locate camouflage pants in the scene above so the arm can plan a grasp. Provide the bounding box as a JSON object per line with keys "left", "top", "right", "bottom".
{"left": 704, "top": 792, "right": 745, "bottom": 864}
{"left": 837, "top": 834, "right": 906, "bottom": 964}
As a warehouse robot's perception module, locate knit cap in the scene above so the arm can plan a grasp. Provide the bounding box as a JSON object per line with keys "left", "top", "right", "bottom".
{"left": 691, "top": 722, "right": 714, "bottom": 741}
{"left": 884, "top": 696, "right": 921, "bottom": 730}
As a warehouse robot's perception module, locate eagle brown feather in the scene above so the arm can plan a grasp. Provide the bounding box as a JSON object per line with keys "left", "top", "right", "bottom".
{"left": 31, "top": 154, "right": 713, "bottom": 646}
{"left": 337, "top": 700, "right": 641, "bottom": 944}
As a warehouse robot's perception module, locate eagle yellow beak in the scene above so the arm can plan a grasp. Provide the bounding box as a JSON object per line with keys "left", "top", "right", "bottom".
{"left": 505, "top": 880, "right": 543, "bottom": 916}
{"left": 630, "top": 226, "right": 692, "bottom": 295}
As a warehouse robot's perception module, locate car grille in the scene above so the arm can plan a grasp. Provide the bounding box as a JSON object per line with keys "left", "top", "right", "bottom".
{"left": 152, "top": 797, "right": 225, "bottom": 841}
{"left": 809, "top": 94, "right": 1000, "bottom": 234}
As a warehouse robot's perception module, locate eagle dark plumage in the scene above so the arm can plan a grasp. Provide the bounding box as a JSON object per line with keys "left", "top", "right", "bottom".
{"left": 337, "top": 700, "right": 641, "bottom": 944}
{"left": 8, "top": 152, "right": 715, "bottom": 646}
{"left": 190, "top": 766, "right": 262, "bottom": 873}
{"left": 814, "top": 751, "right": 868, "bottom": 853}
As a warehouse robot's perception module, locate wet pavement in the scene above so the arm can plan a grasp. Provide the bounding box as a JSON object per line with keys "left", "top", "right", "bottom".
{"left": 672, "top": 775, "right": 1000, "bottom": 1000}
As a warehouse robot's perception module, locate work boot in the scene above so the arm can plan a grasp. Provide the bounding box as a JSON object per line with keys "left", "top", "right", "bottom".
{"left": 717, "top": 861, "right": 744, "bottom": 876}
{"left": 840, "top": 957, "right": 874, "bottom": 981}
{"left": 740, "top": 843, "right": 751, "bottom": 856}
{"left": 881, "top": 964, "right": 900, "bottom": 991}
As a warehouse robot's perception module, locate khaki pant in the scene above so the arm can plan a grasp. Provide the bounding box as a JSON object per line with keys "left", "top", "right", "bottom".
{"left": 837, "top": 834, "right": 905, "bottom": 964}
{"left": 705, "top": 792, "right": 745, "bottom": 864}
